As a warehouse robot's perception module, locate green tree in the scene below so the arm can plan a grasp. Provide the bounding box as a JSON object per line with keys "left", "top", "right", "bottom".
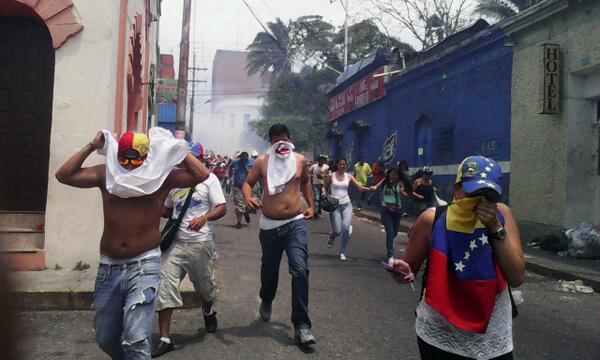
{"left": 250, "top": 69, "right": 337, "bottom": 154}
{"left": 369, "top": 0, "right": 470, "bottom": 49}
{"left": 246, "top": 18, "right": 293, "bottom": 77}
{"left": 473, "top": 0, "right": 524, "bottom": 21}
{"left": 289, "top": 15, "right": 336, "bottom": 64}
{"left": 324, "top": 20, "right": 415, "bottom": 71}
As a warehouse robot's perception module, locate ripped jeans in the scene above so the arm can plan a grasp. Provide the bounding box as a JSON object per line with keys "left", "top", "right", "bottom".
{"left": 93, "top": 256, "right": 161, "bottom": 359}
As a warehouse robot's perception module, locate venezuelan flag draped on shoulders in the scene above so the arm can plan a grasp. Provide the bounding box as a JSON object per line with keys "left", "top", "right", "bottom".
{"left": 425, "top": 156, "right": 506, "bottom": 334}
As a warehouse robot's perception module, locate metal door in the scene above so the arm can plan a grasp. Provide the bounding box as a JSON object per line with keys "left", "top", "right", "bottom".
{"left": 414, "top": 115, "right": 432, "bottom": 168}
{"left": 0, "top": 17, "right": 54, "bottom": 211}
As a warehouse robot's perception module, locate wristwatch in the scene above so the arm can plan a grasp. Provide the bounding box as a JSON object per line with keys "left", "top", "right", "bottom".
{"left": 489, "top": 226, "right": 506, "bottom": 240}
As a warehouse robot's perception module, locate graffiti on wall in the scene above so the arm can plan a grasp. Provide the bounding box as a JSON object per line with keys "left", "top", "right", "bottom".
{"left": 380, "top": 132, "right": 398, "bottom": 165}
{"left": 345, "top": 142, "right": 355, "bottom": 166}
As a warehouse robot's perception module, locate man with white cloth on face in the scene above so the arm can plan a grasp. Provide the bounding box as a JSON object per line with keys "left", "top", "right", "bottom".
{"left": 55, "top": 128, "right": 209, "bottom": 360}
{"left": 242, "top": 123, "right": 316, "bottom": 346}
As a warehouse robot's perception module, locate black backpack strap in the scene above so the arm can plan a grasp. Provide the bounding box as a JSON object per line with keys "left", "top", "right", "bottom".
{"left": 507, "top": 286, "right": 519, "bottom": 319}
{"left": 175, "top": 187, "right": 195, "bottom": 226}
{"left": 489, "top": 236, "right": 520, "bottom": 319}
{"left": 417, "top": 205, "right": 447, "bottom": 305}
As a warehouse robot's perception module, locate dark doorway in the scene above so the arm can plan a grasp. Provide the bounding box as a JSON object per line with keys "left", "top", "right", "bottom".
{"left": 414, "top": 114, "right": 433, "bottom": 168}
{"left": 0, "top": 17, "right": 55, "bottom": 211}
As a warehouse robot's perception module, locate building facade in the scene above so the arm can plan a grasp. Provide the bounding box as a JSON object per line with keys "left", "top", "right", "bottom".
{"left": 199, "top": 50, "right": 271, "bottom": 155}
{"left": 328, "top": 21, "right": 514, "bottom": 202}
{"left": 504, "top": 0, "right": 600, "bottom": 240}
{"left": 0, "top": 0, "right": 162, "bottom": 269}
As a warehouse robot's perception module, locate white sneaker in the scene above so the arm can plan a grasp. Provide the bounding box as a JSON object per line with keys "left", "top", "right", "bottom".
{"left": 339, "top": 253, "right": 347, "bottom": 261}
{"left": 349, "top": 225, "right": 353, "bottom": 235}
{"left": 388, "top": 257, "right": 395, "bottom": 265}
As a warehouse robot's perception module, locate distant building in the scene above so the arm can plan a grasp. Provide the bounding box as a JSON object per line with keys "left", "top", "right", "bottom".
{"left": 159, "top": 54, "right": 175, "bottom": 79}
{"left": 198, "top": 50, "right": 272, "bottom": 154}
{"left": 0, "top": 0, "right": 161, "bottom": 269}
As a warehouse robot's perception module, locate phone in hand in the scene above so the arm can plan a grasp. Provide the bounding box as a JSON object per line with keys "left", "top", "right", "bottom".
{"left": 381, "top": 261, "right": 416, "bottom": 291}
{"left": 381, "top": 261, "right": 409, "bottom": 276}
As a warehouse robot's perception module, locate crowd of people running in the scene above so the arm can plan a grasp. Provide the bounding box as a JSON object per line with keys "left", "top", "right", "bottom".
{"left": 54, "top": 123, "right": 524, "bottom": 360}
{"left": 196, "top": 145, "right": 439, "bottom": 265}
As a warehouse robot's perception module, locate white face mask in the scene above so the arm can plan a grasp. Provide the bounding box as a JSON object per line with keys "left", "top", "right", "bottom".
{"left": 271, "top": 141, "right": 294, "bottom": 159}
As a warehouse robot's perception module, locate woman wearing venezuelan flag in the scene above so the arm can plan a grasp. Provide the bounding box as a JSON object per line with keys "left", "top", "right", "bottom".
{"left": 390, "top": 156, "right": 524, "bottom": 360}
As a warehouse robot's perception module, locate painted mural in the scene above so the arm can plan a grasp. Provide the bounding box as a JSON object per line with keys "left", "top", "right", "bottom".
{"left": 380, "top": 131, "right": 398, "bottom": 166}
{"left": 345, "top": 142, "right": 354, "bottom": 166}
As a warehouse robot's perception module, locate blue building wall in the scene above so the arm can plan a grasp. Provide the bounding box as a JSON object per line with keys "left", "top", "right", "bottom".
{"left": 157, "top": 104, "right": 176, "bottom": 123}
{"left": 329, "top": 28, "right": 513, "bottom": 203}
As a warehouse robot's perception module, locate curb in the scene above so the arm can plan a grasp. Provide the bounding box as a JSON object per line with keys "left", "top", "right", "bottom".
{"left": 14, "top": 290, "right": 201, "bottom": 311}
{"left": 354, "top": 211, "right": 600, "bottom": 294}
{"left": 524, "top": 257, "right": 600, "bottom": 293}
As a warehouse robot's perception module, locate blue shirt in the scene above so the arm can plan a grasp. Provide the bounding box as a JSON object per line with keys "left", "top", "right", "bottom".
{"left": 231, "top": 159, "right": 254, "bottom": 188}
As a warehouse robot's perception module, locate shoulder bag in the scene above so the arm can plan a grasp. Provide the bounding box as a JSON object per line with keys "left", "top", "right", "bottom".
{"left": 160, "top": 187, "right": 194, "bottom": 252}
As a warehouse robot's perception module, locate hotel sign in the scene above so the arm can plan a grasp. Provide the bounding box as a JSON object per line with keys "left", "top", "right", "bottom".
{"left": 329, "top": 67, "right": 386, "bottom": 121}
{"left": 540, "top": 44, "right": 560, "bottom": 114}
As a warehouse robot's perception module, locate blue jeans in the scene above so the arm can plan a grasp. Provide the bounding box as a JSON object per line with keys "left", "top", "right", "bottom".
{"left": 313, "top": 184, "right": 324, "bottom": 214}
{"left": 259, "top": 219, "right": 311, "bottom": 329}
{"left": 329, "top": 202, "right": 353, "bottom": 253}
{"left": 93, "top": 257, "right": 161, "bottom": 360}
{"left": 380, "top": 207, "right": 402, "bottom": 259}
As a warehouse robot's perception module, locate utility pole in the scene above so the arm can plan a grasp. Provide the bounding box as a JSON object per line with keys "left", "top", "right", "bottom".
{"left": 175, "top": 0, "right": 192, "bottom": 138}
{"left": 188, "top": 52, "right": 207, "bottom": 138}
{"left": 343, "top": 0, "right": 349, "bottom": 71}
{"left": 331, "top": 0, "right": 349, "bottom": 71}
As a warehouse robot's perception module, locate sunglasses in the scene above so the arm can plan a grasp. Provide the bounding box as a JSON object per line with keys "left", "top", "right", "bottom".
{"left": 118, "top": 157, "right": 144, "bottom": 166}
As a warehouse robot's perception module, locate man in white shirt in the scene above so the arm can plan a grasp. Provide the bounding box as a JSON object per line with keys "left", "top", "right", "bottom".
{"left": 152, "top": 171, "right": 227, "bottom": 358}
{"left": 310, "top": 155, "right": 329, "bottom": 217}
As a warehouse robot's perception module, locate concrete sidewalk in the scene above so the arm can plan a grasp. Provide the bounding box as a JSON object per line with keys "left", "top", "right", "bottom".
{"left": 353, "top": 208, "right": 600, "bottom": 294}
{"left": 10, "top": 269, "right": 200, "bottom": 310}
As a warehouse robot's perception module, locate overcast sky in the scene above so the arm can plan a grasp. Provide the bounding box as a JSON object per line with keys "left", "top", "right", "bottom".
{"left": 158, "top": 0, "right": 373, "bottom": 116}
{"left": 158, "top": 0, "right": 479, "bottom": 120}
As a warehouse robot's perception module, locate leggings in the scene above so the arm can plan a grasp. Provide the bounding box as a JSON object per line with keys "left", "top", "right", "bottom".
{"left": 417, "top": 337, "right": 513, "bottom": 360}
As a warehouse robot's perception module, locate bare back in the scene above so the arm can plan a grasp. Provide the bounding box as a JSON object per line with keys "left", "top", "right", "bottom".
{"left": 255, "top": 153, "right": 307, "bottom": 220}
{"left": 96, "top": 165, "right": 171, "bottom": 259}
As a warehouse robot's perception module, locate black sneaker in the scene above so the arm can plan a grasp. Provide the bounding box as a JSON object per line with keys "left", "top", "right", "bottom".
{"left": 327, "top": 234, "right": 335, "bottom": 248}
{"left": 236, "top": 223, "right": 243, "bottom": 229}
{"left": 151, "top": 340, "right": 174, "bottom": 358}
{"left": 244, "top": 212, "right": 251, "bottom": 224}
{"left": 204, "top": 311, "right": 218, "bottom": 333}
{"left": 259, "top": 301, "right": 272, "bottom": 322}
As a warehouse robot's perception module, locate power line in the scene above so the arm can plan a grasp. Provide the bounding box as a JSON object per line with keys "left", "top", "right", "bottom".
{"left": 240, "top": 0, "right": 272, "bottom": 37}
{"left": 260, "top": 0, "right": 277, "bottom": 20}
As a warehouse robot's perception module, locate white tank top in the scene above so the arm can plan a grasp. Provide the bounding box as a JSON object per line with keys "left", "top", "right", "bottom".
{"left": 330, "top": 173, "right": 350, "bottom": 204}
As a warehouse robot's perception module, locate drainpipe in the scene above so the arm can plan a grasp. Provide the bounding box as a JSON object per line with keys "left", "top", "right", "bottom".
{"left": 175, "top": 0, "right": 191, "bottom": 137}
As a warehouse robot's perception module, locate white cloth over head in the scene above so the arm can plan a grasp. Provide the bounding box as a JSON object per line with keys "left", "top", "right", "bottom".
{"left": 97, "top": 127, "right": 188, "bottom": 198}
{"left": 266, "top": 141, "right": 297, "bottom": 195}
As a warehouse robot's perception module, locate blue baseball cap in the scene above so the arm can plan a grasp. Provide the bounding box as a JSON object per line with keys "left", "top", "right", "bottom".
{"left": 188, "top": 142, "right": 204, "bottom": 158}
{"left": 455, "top": 156, "right": 502, "bottom": 195}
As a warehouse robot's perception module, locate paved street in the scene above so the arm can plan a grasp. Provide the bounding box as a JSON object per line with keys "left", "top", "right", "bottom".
{"left": 16, "top": 210, "right": 600, "bottom": 359}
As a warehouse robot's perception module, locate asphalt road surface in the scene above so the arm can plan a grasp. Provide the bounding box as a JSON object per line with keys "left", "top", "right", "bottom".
{"left": 15, "top": 209, "right": 600, "bottom": 359}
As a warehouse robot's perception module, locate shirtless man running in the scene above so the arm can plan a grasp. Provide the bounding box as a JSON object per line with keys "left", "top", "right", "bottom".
{"left": 55, "top": 131, "right": 209, "bottom": 360}
{"left": 242, "top": 123, "right": 316, "bottom": 346}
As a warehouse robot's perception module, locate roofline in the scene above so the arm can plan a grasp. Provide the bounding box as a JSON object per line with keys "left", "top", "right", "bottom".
{"left": 498, "top": 0, "right": 571, "bottom": 35}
